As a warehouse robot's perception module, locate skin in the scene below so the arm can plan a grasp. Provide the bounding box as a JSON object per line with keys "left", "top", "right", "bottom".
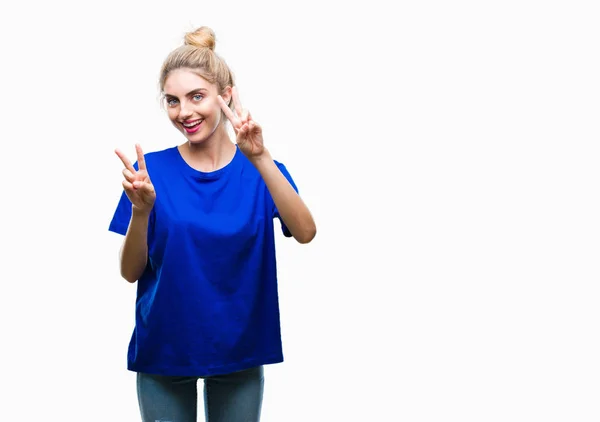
{"left": 114, "top": 68, "right": 316, "bottom": 283}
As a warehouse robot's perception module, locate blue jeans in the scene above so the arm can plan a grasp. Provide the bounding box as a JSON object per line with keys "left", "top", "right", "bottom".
{"left": 136, "top": 366, "right": 264, "bottom": 422}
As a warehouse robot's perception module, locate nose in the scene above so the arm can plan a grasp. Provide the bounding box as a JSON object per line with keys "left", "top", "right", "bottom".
{"left": 179, "top": 101, "right": 193, "bottom": 120}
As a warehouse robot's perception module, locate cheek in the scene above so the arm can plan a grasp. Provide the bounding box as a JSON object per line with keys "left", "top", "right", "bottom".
{"left": 167, "top": 109, "right": 179, "bottom": 122}
{"left": 201, "top": 99, "right": 222, "bottom": 118}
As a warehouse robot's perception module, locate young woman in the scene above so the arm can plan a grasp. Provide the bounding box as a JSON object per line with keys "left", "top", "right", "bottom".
{"left": 109, "top": 26, "right": 316, "bottom": 422}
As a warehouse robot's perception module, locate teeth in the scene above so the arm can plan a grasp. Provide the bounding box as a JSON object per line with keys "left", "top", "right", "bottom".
{"left": 183, "top": 120, "right": 203, "bottom": 127}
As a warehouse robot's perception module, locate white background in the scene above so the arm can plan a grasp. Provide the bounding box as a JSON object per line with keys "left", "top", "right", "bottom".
{"left": 0, "top": 0, "right": 598, "bottom": 421}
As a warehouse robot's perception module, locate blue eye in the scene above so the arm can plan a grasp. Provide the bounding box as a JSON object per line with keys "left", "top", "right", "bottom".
{"left": 166, "top": 98, "right": 178, "bottom": 106}
{"left": 193, "top": 94, "right": 203, "bottom": 101}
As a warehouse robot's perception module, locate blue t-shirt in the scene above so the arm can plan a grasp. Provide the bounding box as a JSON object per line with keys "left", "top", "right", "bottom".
{"left": 108, "top": 145, "right": 297, "bottom": 377}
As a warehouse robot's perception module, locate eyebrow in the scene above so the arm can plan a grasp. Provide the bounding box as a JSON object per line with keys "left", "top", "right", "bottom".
{"left": 164, "top": 88, "right": 208, "bottom": 98}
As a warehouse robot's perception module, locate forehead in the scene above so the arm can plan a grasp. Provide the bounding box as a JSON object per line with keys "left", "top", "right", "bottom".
{"left": 164, "top": 69, "right": 215, "bottom": 95}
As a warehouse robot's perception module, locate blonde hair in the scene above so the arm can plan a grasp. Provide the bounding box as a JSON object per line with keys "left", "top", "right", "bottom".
{"left": 159, "top": 26, "right": 235, "bottom": 113}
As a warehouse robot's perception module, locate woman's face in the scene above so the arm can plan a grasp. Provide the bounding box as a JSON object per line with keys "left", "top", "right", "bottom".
{"left": 163, "top": 68, "right": 231, "bottom": 143}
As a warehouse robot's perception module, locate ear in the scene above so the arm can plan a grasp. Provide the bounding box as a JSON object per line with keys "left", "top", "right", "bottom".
{"left": 221, "top": 86, "right": 233, "bottom": 106}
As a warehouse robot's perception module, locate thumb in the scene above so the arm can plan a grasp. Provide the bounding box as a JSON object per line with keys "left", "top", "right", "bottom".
{"left": 137, "top": 181, "right": 155, "bottom": 195}
{"left": 236, "top": 126, "right": 249, "bottom": 144}
{"left": 249, "top": 121, "right": 261, "bottom": 133}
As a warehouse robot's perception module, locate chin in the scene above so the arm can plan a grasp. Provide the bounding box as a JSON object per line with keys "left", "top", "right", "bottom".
{"left": 187, "top": 137, "right": 208, "bottom": 144}
{"left": 183, "top": 133, "right": 204, "bottom": 143}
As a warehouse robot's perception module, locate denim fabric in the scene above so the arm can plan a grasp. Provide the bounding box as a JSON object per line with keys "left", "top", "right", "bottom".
{"left": 137, "top": 366, "right": 264, "bottom": 422}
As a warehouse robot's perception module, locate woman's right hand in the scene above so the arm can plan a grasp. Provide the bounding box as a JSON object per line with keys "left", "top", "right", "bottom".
{"left": 115, "top": 144, "right": 156, "bottom": 214}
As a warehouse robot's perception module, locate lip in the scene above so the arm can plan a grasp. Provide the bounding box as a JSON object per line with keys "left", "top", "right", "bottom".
{"left": 182, "top": 119, "right": 203, "bottom": 134}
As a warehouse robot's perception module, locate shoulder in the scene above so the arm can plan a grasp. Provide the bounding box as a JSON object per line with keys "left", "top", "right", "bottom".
{"left": 238, "top": 154, "right": 293, "bottom": 181}
{"left": 134, "top": 146, "right": 177, "bottom": 170}
{"left": 238, "top": 151, "right": 288, "bottom": 171}
{"left": 144, "top": 146, "right": 177, "bottom": 163}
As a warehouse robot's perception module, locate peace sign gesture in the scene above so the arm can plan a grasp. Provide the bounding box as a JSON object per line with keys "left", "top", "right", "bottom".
{"left": 115, "top": 144, "right": 156, "bottom": 214}
{"left": 218, "top": 87, "right": 265, "bottom": 159}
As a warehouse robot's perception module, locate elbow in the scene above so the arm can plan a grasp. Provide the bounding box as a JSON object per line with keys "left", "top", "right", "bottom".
{"left": 119, "top": 259, "right": 142, "bottom": 284}
{"left": 120, "top": 268, "right": 138, "bottom": 284}
{"left": 295, "top": 224, "right": 317, "bottom": 244}
{"left": 118, "top": 246, "right": 144, "bottom": 283}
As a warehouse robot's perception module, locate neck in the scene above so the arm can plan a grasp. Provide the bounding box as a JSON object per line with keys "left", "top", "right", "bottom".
{"left": 178, "top": 124, "right": 236, "bottom": 172}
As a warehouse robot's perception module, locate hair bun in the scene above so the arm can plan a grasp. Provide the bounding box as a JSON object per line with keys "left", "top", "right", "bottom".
{"left": 184, "top": 26, "right": 216, "bottom": 50}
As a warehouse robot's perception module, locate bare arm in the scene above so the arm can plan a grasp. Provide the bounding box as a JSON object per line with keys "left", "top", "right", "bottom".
{"left": 216, "top": 89, "right": 316, "bottom": 244}
{"left": 120, "top": 208, "right": 150, "bottom": 283}
{"left": 115, "top": 144, "right": 156, "bottom": 283}
{"left": 252, "top": 150, "right": 316, "bottom": 244}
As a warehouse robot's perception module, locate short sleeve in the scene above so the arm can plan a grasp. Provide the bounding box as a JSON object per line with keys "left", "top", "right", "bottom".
{"left": 108, "top": 189, "right": 133, "bottom": 235}
{"left": 272, "top": 161, "right": 299, "bottom": 238}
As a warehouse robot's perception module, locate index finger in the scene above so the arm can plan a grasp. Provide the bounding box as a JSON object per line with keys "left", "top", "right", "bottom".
{"left": 232, "top": 86, "right": 243, "bottom": 118}
{"left": 115, "top": 148, "right": 136, "bottom": 173}
{"left": 136, "top": 144, "right": 147, "bottom": 171}
{"left": 217, "top": 95, "right": 236, "bottom": 122}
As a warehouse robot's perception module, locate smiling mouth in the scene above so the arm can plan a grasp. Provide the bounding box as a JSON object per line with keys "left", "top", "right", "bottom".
{"left": 182, "top": 119, "right": 204, "bottom": 133}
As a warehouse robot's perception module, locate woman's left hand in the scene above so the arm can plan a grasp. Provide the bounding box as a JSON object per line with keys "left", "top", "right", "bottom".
{"left": 218, "top": 87, "right": 265, "bottom": 159}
